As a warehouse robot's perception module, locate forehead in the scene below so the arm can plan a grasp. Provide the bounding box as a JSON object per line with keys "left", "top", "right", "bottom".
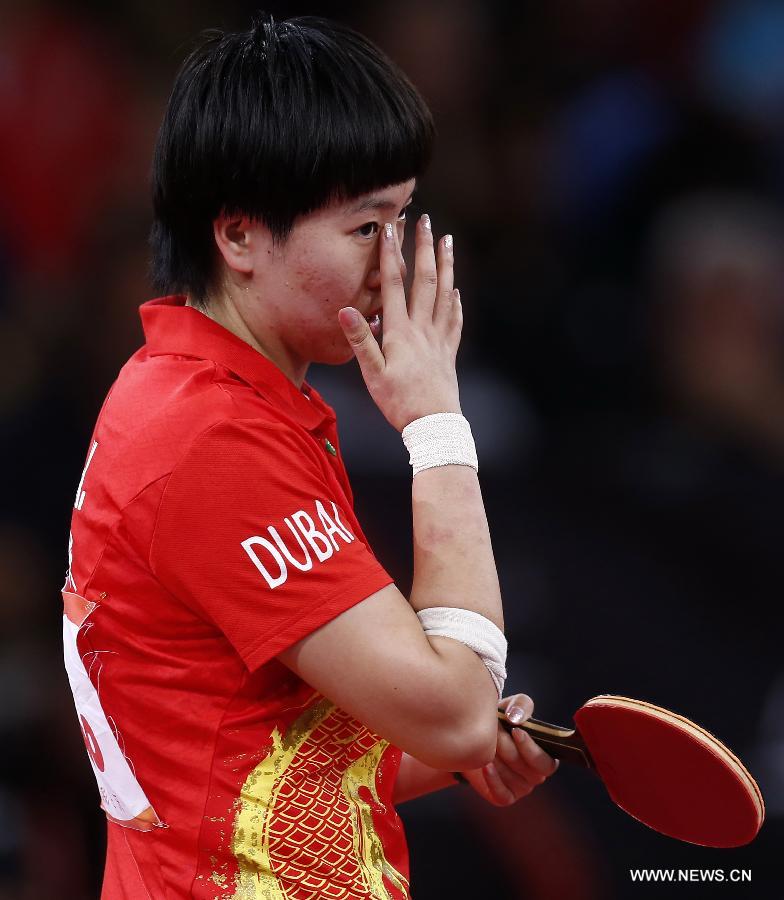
{"left": 289, "top": 178, "right": 416, "bottom": 232}
{"left": 342, "top": 179, "right": 417, "bottom": 216}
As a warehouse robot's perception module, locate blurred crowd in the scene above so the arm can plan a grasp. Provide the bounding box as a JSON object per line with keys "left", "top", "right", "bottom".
{"left": 2, "top": 1, "right": 783, "bottom": 897}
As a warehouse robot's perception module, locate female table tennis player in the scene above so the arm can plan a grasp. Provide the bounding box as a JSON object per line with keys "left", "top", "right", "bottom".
{"left": 61, "top": 13, "right": 558, "bottom": 898}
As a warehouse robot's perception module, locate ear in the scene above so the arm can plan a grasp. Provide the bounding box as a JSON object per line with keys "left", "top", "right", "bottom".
{"left": 213, "top": 213, "right": 270, "bottom": 275}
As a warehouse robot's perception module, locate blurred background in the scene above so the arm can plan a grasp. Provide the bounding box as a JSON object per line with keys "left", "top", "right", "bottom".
{"left": 1, "top": 0, "right": 783, "bottom": 897}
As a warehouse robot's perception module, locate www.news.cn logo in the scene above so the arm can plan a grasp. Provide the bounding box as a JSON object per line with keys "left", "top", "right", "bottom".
{"left": 630, "top": 869, "right": 752, "bottom": 883}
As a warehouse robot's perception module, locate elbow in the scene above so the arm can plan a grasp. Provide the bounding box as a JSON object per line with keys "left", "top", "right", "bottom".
{"left": 455, "top": 706, "right": 498, "bottom": 771}
{"left": 448, "top": 717, "right": 497, "bottom": 771}
{"left": 408, "top": 652, "right": 500, "bottom": 770}
{"left": 406, "top": 706, "right": 497, "bottom": 772}
{"left": 382, "top": 639, "right": 501, "bottom": 770}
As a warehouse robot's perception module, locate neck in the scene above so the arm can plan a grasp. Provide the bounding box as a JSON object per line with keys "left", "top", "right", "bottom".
{"left": 186, "top": 293, "right": 309, "bottom": 388}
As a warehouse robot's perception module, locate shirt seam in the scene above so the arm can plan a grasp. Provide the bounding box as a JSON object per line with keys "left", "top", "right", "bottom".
{"left": 82, "top": 473, "right": 171, "bottom": 597}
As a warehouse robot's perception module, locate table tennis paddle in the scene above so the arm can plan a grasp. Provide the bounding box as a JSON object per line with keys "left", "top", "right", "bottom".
{"left": 498, "top": 694, "right": 764, "bottom": 848}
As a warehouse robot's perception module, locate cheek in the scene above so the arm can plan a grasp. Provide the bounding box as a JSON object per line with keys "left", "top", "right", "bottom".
{"left": 293, "top": 261, "right": 331, "bottom": 298}
{"left": 293, "top": 246, "right": 368, "bottom": 306}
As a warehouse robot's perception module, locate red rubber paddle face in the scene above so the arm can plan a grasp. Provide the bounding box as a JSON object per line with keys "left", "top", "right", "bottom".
{"left": 574, "top": 698, "right": 764, "bottom": 847}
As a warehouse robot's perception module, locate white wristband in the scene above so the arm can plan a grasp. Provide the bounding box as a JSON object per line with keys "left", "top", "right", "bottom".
{"left": 416, "top": 607, "right": 507, "bottom": 699}
{"left": 401, "top": 413, "right": 478, "bottom": 476}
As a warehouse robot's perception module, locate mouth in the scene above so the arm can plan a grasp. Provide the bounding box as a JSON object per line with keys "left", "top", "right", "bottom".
{"left": 365, "top": 310, "right": 382, "bottom": 339}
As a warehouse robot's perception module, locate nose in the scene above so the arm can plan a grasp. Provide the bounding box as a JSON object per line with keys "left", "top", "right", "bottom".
{"left": 367, "top": 245, "right": 407, "bottom": 290}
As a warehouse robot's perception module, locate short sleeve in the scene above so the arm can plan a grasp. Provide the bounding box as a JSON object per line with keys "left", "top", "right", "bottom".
{"left": 149, "top": 418, "right": 393, "bottom": 670}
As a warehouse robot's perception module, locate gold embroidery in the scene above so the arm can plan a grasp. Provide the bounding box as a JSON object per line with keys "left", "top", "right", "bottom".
{"left": 228, "top": 697, "right": 407, "bottom": 899}
{"left": 343, "top": 745, "right": 410, "bottom": 899}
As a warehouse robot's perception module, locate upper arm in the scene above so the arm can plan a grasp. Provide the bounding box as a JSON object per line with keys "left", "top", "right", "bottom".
{"left": 277, "top": 582, "right": 499, "bottom": 770}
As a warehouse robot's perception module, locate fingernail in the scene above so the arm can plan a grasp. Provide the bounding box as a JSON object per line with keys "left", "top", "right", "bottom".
{"left": 384, "top": 223, "right": 394, "bottom": 241}
{"left": 444, "top": 234, "right": 453, "bottom": 252}
{"left": 339, "top": 307, "right": 360, "bottom": 328}
{"left": 507, "top": 707, "right": 525, "bottom": 724}
{"left": 485, "top": 762, "right": 496, "bottom": 777}
{"left": 421, "top": 213, "right": 431, "bottom": 231}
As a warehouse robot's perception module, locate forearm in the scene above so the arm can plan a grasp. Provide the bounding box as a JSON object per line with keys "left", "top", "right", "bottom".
{"left": 408, "top": 464, "right": 503, "bottom": 631}
{"left": 393, "top": 752, "right": 460, "bottom": 805}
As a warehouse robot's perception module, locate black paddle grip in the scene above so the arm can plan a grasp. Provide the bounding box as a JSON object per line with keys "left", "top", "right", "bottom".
{"left": 497, "top": 710, "right": 596, "bottom": 770}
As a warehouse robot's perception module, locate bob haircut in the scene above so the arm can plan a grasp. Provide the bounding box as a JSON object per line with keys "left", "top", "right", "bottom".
{"left": 150, "top": 14, "right": 435, "bottom": 307}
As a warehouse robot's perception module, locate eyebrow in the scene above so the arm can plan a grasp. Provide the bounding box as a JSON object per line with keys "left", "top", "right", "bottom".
{"left": 347, "top": 189, "right": 416, "bottom": 215}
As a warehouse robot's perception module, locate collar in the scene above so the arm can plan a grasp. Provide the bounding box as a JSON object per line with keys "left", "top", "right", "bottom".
{"left": 140, "top": 295, "right": 335, "bottom": 432}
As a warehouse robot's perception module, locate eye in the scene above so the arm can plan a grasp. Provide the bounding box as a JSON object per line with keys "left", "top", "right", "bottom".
{"left": 354, "top": 205, "right": 411, "bottom": 239}
{"left": 356, "top": 222, "right": 379, "bottom": 239}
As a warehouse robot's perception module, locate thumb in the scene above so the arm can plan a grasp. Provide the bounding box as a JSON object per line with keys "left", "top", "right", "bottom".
{"left": 498, "top": 693, "right": 534, "bottom": 725}
{"left": 338, "top": 307, "right": 384, "bottom": 379}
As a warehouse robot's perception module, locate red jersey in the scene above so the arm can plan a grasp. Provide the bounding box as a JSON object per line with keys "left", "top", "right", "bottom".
{"left": 62, "top": 295, "right": 409, "bottom": 899}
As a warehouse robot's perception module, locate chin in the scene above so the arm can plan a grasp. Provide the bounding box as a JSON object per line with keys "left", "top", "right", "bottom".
{"left": 312, "top": 341, "right": 359, "bottom": 366}
{"left": 322, "top": 348, "right": 357, "bottom": 366}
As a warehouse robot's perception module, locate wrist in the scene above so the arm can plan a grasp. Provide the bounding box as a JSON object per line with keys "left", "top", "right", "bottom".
{"left": 401, "top": 413, "right": 478, "bottom": 476}
{"left": 400, "top": 403, "right": 462, "bottom": 431}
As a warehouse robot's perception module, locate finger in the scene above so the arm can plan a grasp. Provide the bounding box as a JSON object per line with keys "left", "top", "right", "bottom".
{"left": 378, "top": 222, "right": 409, "bottom": 332}
{"left": 483, "top": 761, "right": 530, "bottom": 806}
{"left": 498, "top": 693, "right": 535, "bottom": 725}
{"left": 446, "top": 288, "right": 463, "bottom": 352}
{"left": 511, "top": 726, "right": 560, "bottom": 778}
{"left": 338, "top": 307, "right": 385, "bottom": 381}
{"left": 494, "top": 756, "right": 537, "bottom": 796}
{"left": 496, "top": 736, "right": 547, "bottom": 787}
{"left": 496, "top": 727, "right": 525, "bottom": 769}
{"left": 433, "top": 233, "right": 454, "bottom": 327}
{"left": 408, "top": 214, "right": 439, "bottom": 324}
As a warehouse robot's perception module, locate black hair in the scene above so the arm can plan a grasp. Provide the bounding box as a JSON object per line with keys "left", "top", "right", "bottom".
{"left": 150, "top": 13, "right": 435, "bottom": 307}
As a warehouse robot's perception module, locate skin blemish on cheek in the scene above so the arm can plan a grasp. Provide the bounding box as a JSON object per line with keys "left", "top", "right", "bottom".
{"left": 295, "top": 263, "right": 327, "bottom": 295}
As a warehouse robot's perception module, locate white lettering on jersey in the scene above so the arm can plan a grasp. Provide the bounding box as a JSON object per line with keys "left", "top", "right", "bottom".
{"left": 74, "top": 440, "right": 98, "bottom": 511}
{"left": 65, "top": 531, "right": 77, "bottom": 592}
{"left": 315, "top": 499, "right": 354, "bottom": 549}
{"left": 270, "top": 519, "right": 313, "bottom": 571}
{"left": 291, "top": 510, "right": 333, "bottom": 562}
{"left": 67, "top": 441, "right": 99, "bottom": 591}
{"left": 241, "top": 498, "right": 356, "bottom": 589}
{"left": 241, "top": 536, "right": 288, "bottom": 589}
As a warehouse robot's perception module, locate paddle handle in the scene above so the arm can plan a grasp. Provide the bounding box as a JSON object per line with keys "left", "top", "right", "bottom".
{"left": 497, "top": 710, "right": 595, "bottom": 769}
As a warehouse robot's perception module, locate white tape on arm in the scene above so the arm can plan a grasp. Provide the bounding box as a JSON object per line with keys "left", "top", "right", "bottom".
{"left": 416, "top": 606, "right": 507, "bottom": 699}
{"left": 401, "top": 413, "right": 478, "bottom": 476}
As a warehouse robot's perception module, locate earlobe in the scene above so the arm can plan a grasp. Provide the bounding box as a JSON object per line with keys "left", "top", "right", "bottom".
{"left": 213, "top": 214, "right": 254, "bottom": 275}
